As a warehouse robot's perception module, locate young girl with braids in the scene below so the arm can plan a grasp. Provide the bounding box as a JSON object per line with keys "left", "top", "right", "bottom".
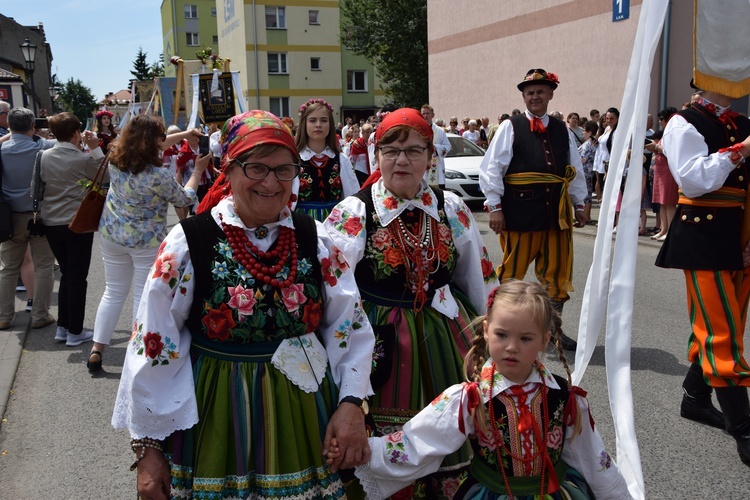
{"left": 295, "top": 98, "right": 359, "bottom": 221}
{"left": 329, "top": 280, "right": 632, "bottom": 499}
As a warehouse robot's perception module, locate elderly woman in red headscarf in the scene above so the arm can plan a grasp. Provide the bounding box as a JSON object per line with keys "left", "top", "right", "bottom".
{"left": 324, "top": 108, "right": 498, "bottom": 497}
{"left": 113, "top": 110, "right": 375, "bottom": 499}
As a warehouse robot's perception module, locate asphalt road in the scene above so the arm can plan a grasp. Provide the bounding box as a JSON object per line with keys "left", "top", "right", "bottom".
{"left": 0, "top": 206, "right": 748, "bottom": 498}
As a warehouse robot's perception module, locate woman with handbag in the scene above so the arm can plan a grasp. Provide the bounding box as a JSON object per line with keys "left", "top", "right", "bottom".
{"left": 323, "top": 108, "right": 499, "bottom": 497}
{"left": 88, "top": 115, "right": 208, "bottom": 372}
{"left": 40, "top": 112, "right": 107, "bottom": 347}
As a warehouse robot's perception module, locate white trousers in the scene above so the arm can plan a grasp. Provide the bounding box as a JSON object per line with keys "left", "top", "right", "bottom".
{"left": 93, "top": 236, "right": 158, "bottom": 345}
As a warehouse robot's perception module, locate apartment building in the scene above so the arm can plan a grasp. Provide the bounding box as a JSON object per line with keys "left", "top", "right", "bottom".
{"left": 161, "top": 0, "right": 220, "bottom": 78}
{"left": 162, "top": 1, "right": 384, "bottom": 123}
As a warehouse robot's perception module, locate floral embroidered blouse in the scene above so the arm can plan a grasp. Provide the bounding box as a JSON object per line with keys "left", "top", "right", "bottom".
{"left": 112, "top": 197, "right": 375, "bottom": 440}
{"left": 355, "top": 361, "right": 632, "bottom": 500}
{"left": 99, "top": 164, "right": 198, "bottom": 248}
{"left": 323, "top": 179, "right": 498, "bottom": 316}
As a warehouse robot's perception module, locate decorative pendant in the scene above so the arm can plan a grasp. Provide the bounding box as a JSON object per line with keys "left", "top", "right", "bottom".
{"left": 255, "top": 226, "right": 269, "bottom": 239}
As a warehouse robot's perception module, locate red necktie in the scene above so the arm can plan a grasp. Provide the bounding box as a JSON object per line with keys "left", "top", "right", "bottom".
{"left": 530, "top": 117, "right": 546, "bottom": 134}
{"left": 510, "top": 385, "right": 535, "bottom": 473}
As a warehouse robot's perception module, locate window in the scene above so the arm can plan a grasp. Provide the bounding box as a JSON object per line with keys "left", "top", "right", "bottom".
{"left": 268, "top": 53, "right": 287, "bottom": 74}
{"left": 186, "top": 33, "right": 200, "bottom": 46}
{"left": 310, "top": 57, "right": 321, "bottom": 71}
{"left": 270, "top": 97, "right": 290, "bottom": 118}
{"left": 213, "top": 35, "right": 219, "bottom": 44}
{"left": 211, "top": 7, "right": 217, "bottom": 17}
{"left": 265, "top": 6, "right": 286, "bottom": 29}
{"left": 347, "top": 70, "right": 367, "bottom": 92}
{"left": 184, "top": 5, "right": 198, "bottom": 18}
{"left": 309, "top": 10, "right": 319, "bottom": 25}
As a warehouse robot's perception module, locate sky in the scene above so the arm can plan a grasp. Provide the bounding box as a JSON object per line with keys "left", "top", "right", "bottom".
{"left": 3, "top": 0, "right": 164, "bottom": 101}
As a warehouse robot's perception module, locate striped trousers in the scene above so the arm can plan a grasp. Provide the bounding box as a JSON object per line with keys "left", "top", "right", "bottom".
{"left": 684, "top": 269, "right": 750, "bottom": 387}
{"left": 497, "top": 229, "right": 574, "bottom": 303}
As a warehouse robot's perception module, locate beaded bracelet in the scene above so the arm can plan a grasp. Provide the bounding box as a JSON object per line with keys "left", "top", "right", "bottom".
{"left": 129, "top": 438, "right": 164, "bottom": 471}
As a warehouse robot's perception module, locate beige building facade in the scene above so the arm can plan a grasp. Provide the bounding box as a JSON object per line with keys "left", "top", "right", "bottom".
{"left": 427, "top": 1, "right": 748, "bottom": 124}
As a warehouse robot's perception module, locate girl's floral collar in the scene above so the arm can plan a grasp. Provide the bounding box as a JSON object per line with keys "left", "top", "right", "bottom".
{"left": 372, "top": 178, "right": 440, "bottom": 227}
{"left": 212, "top": 196, "right": 294, "bottom": 232}
{"left": 299, "top": 145, "right": 335, "bottom": 161}
{"left": 478, "top": 359, "right": 559, "bottom": 401}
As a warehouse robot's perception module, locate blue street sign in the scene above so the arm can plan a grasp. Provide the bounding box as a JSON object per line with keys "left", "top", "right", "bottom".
{"left": 613, "top": 0, "right": 630, "bottom": 21}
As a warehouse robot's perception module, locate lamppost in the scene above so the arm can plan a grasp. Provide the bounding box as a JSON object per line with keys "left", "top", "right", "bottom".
{"left": 19, "top": 38, "right": 38, "bottom": 115}
{"left": 48, "top": 85, "right": 57, "bottom": 113}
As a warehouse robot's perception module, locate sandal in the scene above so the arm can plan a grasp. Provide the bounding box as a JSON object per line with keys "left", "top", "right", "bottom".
{"left": 87, "top": 350, "right": 103, "bottom": 373}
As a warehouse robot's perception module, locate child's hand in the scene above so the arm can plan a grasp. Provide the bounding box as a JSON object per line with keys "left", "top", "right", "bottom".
{"left": 324, "top": 438, "right": 341, "bottom": 465}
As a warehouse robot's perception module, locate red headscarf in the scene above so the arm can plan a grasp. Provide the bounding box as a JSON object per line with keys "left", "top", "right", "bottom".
{"left": 362, "top": 108, "right": 434, "bottom": 189}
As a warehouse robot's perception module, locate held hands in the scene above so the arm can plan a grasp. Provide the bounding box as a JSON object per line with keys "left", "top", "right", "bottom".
{"left": 322, "top": 402, "right": 370, "bottom": 472}
{"left": 136, "top": 447, "right": 171, "bottom": 500}
{"left": 82, "top": 130, "right": 100, "bottom": 151}
{"left": 574, "top": 210, "right": 588, "bottom": 228}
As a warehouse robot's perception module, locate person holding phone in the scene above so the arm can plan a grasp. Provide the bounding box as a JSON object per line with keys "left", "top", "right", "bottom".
{"left": 176, "top": 131, "right": 215, "bottom": 212}
{"left": 87, "top": 115, "right": 209, "bottom": 372}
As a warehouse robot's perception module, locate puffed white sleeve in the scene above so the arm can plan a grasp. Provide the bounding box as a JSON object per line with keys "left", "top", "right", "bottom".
{"left": 444, "top": 192, "right": 498, "bottom": 314}
{"left": 315, "top": 221, "right": 374, "bottom": 400}
{"left": 339, "top": 154, "right": 361, "bottom": 196}
{"left": 322, "top": 194, "right": 368, "bottom": 272}
{"left": 111, "top": 224, "right": 199, "bottom": 440}
{"left": 479, "top": 120, "right": 514, "bottom": 208}
{"left": 561, "top": 394, "right": 634, "bottom": 499}
{"left": 662, "top": 114, "right": 742, "bottom": 198}
{"left": 355, "top": 383, "right": 473, "bottom": 499}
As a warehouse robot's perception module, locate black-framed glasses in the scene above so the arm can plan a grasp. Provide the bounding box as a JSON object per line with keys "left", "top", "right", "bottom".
{"left": 233, "top": 159, "right": 300, "bottom": 180}
{"left": 378, "top": 146, "right": 428, "bottom": 161}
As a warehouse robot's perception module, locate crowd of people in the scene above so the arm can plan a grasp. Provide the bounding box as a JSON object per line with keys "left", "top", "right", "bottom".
{"left": 0, "top": 62, "right": 748, "bottom": 499}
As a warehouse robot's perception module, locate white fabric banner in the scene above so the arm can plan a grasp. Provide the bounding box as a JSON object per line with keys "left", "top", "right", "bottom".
{"left": 694, "top": 0, "right": 750, "bottom": 97}
{"left": 571, "top": 1, "right": 669, "bottom": 499}
{"left": 231, "top": 71, "right": 247, "bottom": 114}
{"left": 188, "top": 74, "right": 200, "bottom": 129}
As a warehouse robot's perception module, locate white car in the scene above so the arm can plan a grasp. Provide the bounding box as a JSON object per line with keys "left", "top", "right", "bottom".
{"left": 444, "top": 133, "right": 486, "bottom": 202}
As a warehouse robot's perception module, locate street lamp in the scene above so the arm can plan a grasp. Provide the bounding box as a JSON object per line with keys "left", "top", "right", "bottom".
{"left": 19, "top": 38, "right": 38, "bottom": 115}
{"left": 49, "top": 85, "right": 59, "bottom": 113}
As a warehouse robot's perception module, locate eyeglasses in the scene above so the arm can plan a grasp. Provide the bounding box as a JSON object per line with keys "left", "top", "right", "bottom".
{"left": 450, "top": 122, "right": 458, "bottom": 125}
{"left": 233, "top": 160, "right": 300, "bottom": 181}
{"left": 462, "top": 120, "right": 469, "bottom": 124}
{"left": 378, "top": 146, "right": 428, "bottom": 161}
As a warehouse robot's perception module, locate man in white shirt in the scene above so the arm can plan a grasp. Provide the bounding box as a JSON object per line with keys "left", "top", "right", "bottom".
{"left": 479, "top": 69, "right": 587, "bottom": 350}
{"left": 420, "top": 104, "right": 451, "bottom": 190}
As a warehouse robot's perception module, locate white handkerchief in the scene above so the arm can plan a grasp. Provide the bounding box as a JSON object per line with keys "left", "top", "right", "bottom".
{"left": 271, "top": 332, "right": 328, "bottom": 393}
{"left": 431, "top": 284, "right": 459, "bottom": 319}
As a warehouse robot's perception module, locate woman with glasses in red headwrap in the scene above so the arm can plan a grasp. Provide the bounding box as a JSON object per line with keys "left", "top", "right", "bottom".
{"left": 324, "top": 108, "right": 498, "bottom": 497}
{"left": 113, "top": 110, "right": 374, "bottom": 499}
{"left": 295, "top": 98, "right": 360, "bottom": 221}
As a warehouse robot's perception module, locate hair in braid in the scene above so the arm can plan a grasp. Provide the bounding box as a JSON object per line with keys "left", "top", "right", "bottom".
{"left": 550, "top": 308, "right": 582, "bottom": 439}
{"left": 462, "top": 314, "right": 490, "bottom": 436}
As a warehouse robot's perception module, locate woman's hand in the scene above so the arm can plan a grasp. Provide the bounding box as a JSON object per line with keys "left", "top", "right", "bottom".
{"left": 323, "top": 403, "right": 370, "bottom": 472}
{"left": 193, "top": 152, "right": 211, "bottom": 175}
{"left": 136, "top": 447, "right": 171, "bottom": 500}
{"left": 82, "top": 131, "right": 101, "bottom": 151}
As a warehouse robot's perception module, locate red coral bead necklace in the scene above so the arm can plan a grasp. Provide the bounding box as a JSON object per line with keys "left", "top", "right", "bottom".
{"left": 220, "top": 214, "right": 298, "bottom": 289}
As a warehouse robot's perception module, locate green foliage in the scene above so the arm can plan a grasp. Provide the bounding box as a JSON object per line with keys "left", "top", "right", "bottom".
{"left": 150, "top": 53, "right": 165, "bottom": 78}
{"left": 340, "top": 0, "right": 428, "bottom": 108}
{"left": 131, "top": 47, "right": 152, "bottom": 81}
{"left": 58, "top": 78, "right": 97, "bottom": 125}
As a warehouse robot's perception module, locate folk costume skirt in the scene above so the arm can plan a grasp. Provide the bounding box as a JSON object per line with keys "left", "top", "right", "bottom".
{"left": 166, "top": 344, "right": 344, "bottom": 499}
{"left": 455, "top": 464, "right": 594, "bottom": 500}
{"left": 362, "top": 288, "right": 477, "bottom": 499}
{"left": 295, "top": 200, "right": 338, "bottom": 223}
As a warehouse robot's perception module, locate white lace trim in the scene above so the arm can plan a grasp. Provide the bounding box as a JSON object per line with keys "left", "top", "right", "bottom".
{"left": 271, "top": 332, "right": 328, "bottom": 393}
{"left": 354, "top": 461, "right": 385, "bottom": 500}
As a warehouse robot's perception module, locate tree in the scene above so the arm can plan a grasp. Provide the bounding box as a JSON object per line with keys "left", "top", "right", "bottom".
{"left": 131, "top": 47, "right": 151, "bottom": 81}
{"left": 150, "top": 53, "right": 165, "bottom": 78}
{"left": 340, "top": 0, "right": 428, "bottom": 108}
{"left": 58, "top": 78, "right": 97, "bottom": 125}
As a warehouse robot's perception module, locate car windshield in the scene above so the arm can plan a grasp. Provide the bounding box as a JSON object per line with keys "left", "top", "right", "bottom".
{"left": 447, "top": 136, "right": 485, "bottom": 157}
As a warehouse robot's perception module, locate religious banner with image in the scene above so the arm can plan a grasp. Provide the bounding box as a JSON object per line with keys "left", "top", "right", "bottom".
{"left": 198, "top": 72, "right": 235, "bottom": 124}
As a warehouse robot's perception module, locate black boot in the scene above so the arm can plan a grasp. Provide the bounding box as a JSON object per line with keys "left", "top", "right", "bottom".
{"left": 680, "top": 363, "right": 725, "bottom": 429}
{"left": 715, "top": 386, "right": 750, "bottom": 466}
{"left": 550, "top": 299, "right": 577, "bottom": 351}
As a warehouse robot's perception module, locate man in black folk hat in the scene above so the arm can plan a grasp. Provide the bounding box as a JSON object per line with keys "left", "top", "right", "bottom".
{"left": 479, "top": 69, "right": 588, "bottom": 350}
{"left": 655, "top": 81, "right": 750, "bottom": 466}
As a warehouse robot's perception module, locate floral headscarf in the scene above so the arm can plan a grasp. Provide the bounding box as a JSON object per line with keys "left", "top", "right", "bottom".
{"left": 374, "top": 107, "right": 433, "bottom": 146}
{"left": 197, "top": 110, "right": 299, "bottom": 214}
